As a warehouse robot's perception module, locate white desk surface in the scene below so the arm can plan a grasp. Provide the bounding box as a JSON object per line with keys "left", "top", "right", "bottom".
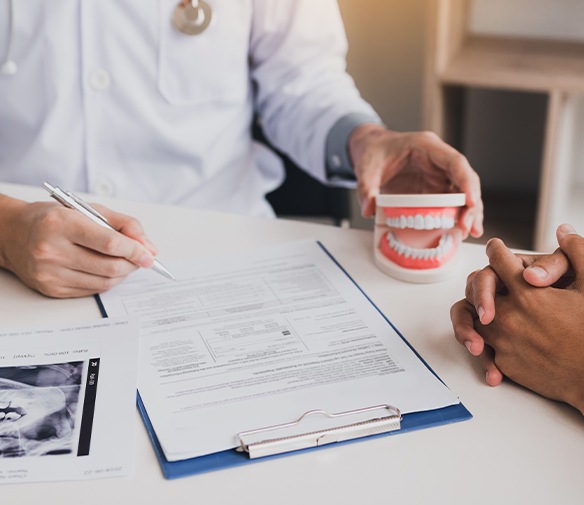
{"left": 1, "top": 183, "right": 582, "bottom": 504}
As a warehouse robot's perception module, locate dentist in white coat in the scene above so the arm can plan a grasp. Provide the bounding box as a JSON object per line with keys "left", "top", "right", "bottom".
{"left": 0, "top": 0, "right": 483, "bottom": 297}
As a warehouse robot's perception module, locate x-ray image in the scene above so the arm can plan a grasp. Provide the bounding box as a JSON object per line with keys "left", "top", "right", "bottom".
{"left": 0, "top": 362, "right": 84, "bottom": 458}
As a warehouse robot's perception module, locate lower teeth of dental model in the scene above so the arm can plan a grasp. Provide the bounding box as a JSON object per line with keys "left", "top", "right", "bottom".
{"left": 386, "top": 232, "right": 453, "bottom": 260}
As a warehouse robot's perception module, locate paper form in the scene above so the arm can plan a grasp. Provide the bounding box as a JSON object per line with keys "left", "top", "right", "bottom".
{"left": 100, "top": 240, "right": 459, "bottom": 461}
{"left": 0, "top": 317, "right": 138, "bottom": 483}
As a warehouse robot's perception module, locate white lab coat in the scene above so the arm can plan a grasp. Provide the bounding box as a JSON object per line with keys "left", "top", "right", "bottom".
{"left": 0, "top": 0, "right": 378, "bottom": 216}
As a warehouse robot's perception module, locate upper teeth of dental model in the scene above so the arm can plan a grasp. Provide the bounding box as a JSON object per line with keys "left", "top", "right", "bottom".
{"left": 386, "top": 214, "right": 455, "bottom": 230}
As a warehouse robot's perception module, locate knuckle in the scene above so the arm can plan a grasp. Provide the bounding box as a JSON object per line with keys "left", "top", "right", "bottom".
{"left": 101, "top": 234, "right": 122, "bottom": 256}
{"left": 38, "top": 206, "right": 66, "bottom": 228}
{"left": 419, "top": 130, "right": 441, "bottom": 143}
{"left": 102, "top": 259, "right": 128, "bottom": 278}
{"left": 450, "top": 151, "right": 468, "bottom": 167}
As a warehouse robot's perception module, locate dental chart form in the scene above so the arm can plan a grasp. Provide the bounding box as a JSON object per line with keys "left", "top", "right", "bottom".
{"left": 100, "top": 241, "right": 461, "bottom": 462}
{"left": 0, "top": 317, "right": 139, "bottom": 483}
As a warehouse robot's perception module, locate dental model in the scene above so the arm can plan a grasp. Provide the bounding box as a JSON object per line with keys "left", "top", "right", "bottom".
{"left": 374, "top": 193, "right": 466, "bottom": 283}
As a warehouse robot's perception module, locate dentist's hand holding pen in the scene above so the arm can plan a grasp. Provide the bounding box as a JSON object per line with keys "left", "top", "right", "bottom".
{"left": 0, "top": 183, "right": 173, "bottom": 298}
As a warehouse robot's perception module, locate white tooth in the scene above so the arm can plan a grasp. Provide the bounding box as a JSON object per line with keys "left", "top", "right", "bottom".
{"left": 444, "top": 235, "right": 453, "bottom": 252}
{"left": 5, "top": 412, "right": 21, "bottom": 421}
{"left": 414, "top": 215, "right": 424, "bottom": 230}
{"left": 403, "top": 246, "right": 412, "bottom": 258}
{"left": 400, "top": 215, "right": 407, "bottom": 229}
{"left": 423, "top": 249, "right": 430, "bottom": 260}
{"left": 0, "top": 401, "right": 9, "bottom": 409}
{"left": 444, "top": 217, "right": 454, "bottom": 229}
{"left": 0, "top": 412, "right": 5, "bottom": 421}
{"left": 406, "top": 216, "right": 413, "bottom": 228}
{"left": 433, "top": 216, "right": 441, "bottom": 229}
{"left": 397, "top": 243, "right": 405, "bottom": 255}
{"left": 424, "top": 215, "right": 434, "bottom": 230}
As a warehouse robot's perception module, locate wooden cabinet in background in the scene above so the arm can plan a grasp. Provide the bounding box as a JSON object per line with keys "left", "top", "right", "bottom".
{"left": 424, "top": 0, "right": 584, "bottom": 251}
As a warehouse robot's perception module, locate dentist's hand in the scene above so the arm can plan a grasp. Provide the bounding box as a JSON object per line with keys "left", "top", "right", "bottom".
{"left": 0, "top": 195, "right": 158, "bottom": 298}
{"left": 349, "top": 124, "right": 483, "bottom": 240}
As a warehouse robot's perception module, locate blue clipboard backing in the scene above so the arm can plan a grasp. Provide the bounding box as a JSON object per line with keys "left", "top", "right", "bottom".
{"left": 137, "top": 392, "right": 471, "bottom": 480}
{"left": 95, "top": 241, "right": 472, "bottom": 480}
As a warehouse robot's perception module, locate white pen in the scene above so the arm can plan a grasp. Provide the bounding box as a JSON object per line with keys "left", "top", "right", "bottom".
{"left": 43, "top": 182, "right": 175, "bottom": 281}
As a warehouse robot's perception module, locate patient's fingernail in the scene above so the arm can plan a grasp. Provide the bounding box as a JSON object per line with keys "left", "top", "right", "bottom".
{"left": 464, "top": 341, "right": 473, "bottom": 353}
{"left": 558, "top": 223, "right": 577, "bottom": 235}
{"left": 527, "top": 266, "right": 548, "bottom": 280}
{"left": 477, "top": 306, "right": 485, "bottom": 323}
{"left": 485, "top": 371, "right": 490, "bottom": 383}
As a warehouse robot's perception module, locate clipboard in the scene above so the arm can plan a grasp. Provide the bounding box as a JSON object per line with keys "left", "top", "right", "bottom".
{"left": 95, "top": 241, "right": 472, "bottom": 479}
{"left": 135, "top": 394, "right": 471, "bottom": 479}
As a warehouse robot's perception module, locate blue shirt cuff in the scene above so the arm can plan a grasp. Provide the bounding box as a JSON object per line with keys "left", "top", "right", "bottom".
{"left": 325, "top": 113, "right": 383, "bottom": 182}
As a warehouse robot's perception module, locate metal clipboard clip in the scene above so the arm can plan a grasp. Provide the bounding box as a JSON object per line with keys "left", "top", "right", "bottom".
{"left": 237, "top": 404, "right": 401, "bottom": 459}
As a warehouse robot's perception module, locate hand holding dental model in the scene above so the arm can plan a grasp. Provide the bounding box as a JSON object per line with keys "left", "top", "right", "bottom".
{"left": 349, "top": 125, "right": 483, "bottom": 283}
{"left": 349, "top": 125, "right": 484, "bottom": 241}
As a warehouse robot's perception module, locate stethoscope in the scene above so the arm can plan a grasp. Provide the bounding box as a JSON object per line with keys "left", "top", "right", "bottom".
{"left": 173, "top": 0, "right": 214, "bottom": 36}
{"left": 1, "top": 0, "right": 213, "bottom": 76}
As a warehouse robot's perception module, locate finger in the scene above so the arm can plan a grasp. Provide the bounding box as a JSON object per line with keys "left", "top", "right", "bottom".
{"left": 69, "top": 245, "right": 139, "bottom": 278}
{"left": 24, "top": 248, "right": 133, "bottom": 298}
{"left": 357, "top": 168, "right": 382, "bottom": 218}
{"left": 485, "top": 238, "right": 525, "bottom": 290}
{"left": 450, "top": 299, "right": 485, "bottom": 356}
{"left": 36, "top": 267, "right": 130, "bottom": 299}
{"left": 464, "top": 266, "right": 502, "bottom": 325}
{"left": 67, "top": 213, "right": 154, "bottom": 269}
{"left": 423, "top": 134, "right": 483, "bottom": 236}
{"left": 556, "top": 224, "right": 584, "bottom": 284}
{"left": 94, "top": 205, "right": 159, "bottom": 255}
{"left": 521, "top": 248, "right": 572, "bottom": 287}
{"left": 480, "top": 345, "right": 504, "bottom": 387}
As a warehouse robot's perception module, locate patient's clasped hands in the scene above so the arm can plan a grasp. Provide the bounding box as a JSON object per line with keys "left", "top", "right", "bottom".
{"left": 451, "top": 224, "right": 584, "bottom": 415}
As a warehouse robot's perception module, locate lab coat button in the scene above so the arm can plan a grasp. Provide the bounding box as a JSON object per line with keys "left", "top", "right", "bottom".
{"left": 89, "top": 69, "right": 111, "bottom": 91}
{"left": 94, "top": 179, "right": 115, "bottom": 196}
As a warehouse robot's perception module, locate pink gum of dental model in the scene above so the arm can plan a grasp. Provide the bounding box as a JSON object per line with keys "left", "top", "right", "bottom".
{"left": 373, "top": 193, "right": 466, "bottom": 283}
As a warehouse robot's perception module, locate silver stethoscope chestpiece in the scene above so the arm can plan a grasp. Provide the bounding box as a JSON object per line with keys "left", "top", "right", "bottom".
{"left": 173, "top": 0, "right": 213, "bottom": 36}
